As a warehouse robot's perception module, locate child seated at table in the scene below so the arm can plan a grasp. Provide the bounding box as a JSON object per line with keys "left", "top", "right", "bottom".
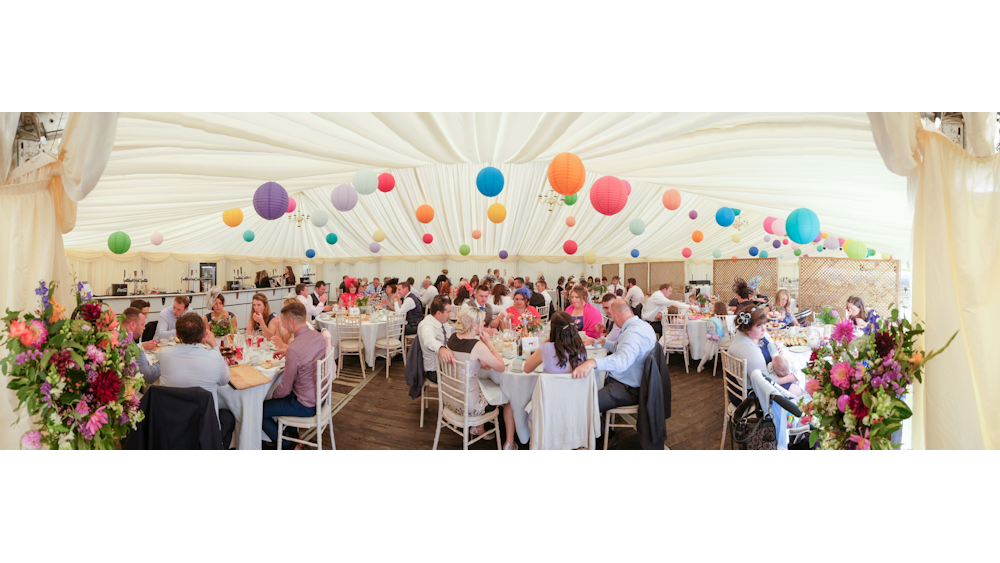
{"left": 772, "top": 355, "right": 803, "bottom": 397}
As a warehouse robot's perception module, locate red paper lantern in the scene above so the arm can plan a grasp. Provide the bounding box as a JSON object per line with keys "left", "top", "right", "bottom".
{"left": 548, "top": 153, "right": 586, "bottom": 196}
{"left": 377, "top": 173, "right": 396, "bottom": 193}
{"left": 563, "top": 240, "right": 578, "bottom": 255}
{"left": 423, "top": 233, "right": 433, "bottom": 244}
{"left": 416, "top": 204, "right": 434, "bottom": 224}
{"left": 590, "top": 176, "right": 628, "bottom": 216}
{"left": 682, "top": 248, "right": 692, "bottom": 258}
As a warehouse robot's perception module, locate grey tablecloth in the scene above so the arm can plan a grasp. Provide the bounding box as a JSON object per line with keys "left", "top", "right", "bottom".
{"left": 217, "top": 363, "right": 284, "bottom": 450}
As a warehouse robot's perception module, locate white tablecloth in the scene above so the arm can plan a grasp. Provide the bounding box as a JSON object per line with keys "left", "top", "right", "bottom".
{"left": 687, "top": 320, "right": 708, "bottom": 360}
{"left": 315, "top": 317, "right": 388, "bottom": 367}
{"left": 217, "top": 361, "right": 284, "bottom": 450}
{"left": 782, "top": 347, "right": 813, "bottom": 389}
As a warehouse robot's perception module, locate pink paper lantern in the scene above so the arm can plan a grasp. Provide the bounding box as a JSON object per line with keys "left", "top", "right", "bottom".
{"left": 772, "top": 218, "right": 786, "bottom": 237}
{"left": 150, "top": 232, "right": 163, "bottom": 246}
{"left": 813, "top": 233, "right": 823, "bottom": 243}
{"left": 287, "top": 197, "right": 296, "bottom": 213}
{"left": 622, "top": 180, "right": 631, "bottom": 195}
{"left": 378, "top": 173, "right": 396, "bottom": 193}
{"left": 682, "top": 247, "right": 692, "bottom": 258}
{"left": 763, "top": 217, "right": 776, "bottom": 234}
{"left": 589, "top": 176, "right": 628, "bottom": 216}
{"left": 782, "top": 238, "right": 789, "bottom": 245}
{"left": 563, "top": 240, "right": 578, "bottom": 255}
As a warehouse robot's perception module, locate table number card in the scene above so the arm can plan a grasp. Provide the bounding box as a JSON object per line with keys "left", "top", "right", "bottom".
{"left": 521, "top": 336, "right": 540, "bottom": 355}
{"left": 349, "top": 307, "right": 360, "bottom": 316}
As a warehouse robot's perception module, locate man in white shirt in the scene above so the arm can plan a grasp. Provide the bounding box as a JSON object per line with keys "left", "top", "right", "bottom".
{"left": 296, "top": 283, "right": 325, "bottom": 320}
{"left": 535, "top": 280, "right": 552, "bottom": 308}
{"left": 416, "top": 296, "right": 455, "bottom": 383}
{"left": 608, "top": 276, "right": 624, "bottom": 298}
{"left": 419, "top": 278, "right": 438, "bottom": 308}
{"left": 154, "top": 296, "right": 191, "bottom": 341}
{"left": 309, "top": 281, "right": 334, "bottom": 320}
{"left": 624, "top": 278, "right": 645, "bottom": 314}
{"left": 389, "top": 281, "right": 423, "bottom": 334}
{"left": 642, "top": 283, "right": 690, "bottom": 336}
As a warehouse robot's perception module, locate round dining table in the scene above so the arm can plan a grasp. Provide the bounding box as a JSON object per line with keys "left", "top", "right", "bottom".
{"left": 315, "top": 315, "right": 388, "bottom": 368}
{"left": 217, "top": 359, "right": 284, "bottom": 450}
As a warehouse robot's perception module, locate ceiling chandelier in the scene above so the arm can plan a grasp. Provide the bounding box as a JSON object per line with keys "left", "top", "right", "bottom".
{"left": 731, "top": 214, "right": 749, "bottom": 231}
{"left": 288, "top": 207, "right": 310, "bottom": 227}
{"left": 538, "top": 189, "right": 566, "bottom": 212}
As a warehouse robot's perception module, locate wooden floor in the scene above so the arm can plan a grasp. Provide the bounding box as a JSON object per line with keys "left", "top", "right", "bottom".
{"left": 300, "top": 351, "right": 729, "bottom": 450}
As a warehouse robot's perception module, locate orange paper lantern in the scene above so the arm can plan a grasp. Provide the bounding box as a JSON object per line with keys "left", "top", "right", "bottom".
{"left": 416, "top": 205, "right": 435, "bottom": 224}
{"left": 731, "top": 256, "right": 738, "bottom": 262}
{"left": 547, "top": 153, "right": 586, "bottom": 196}
{"left": 472, "top": 229, "right": 482, "bottom": 240}
{"left": 662, "top": 189, "right": 681, "bottom": 210}
{"left": 488, "top": 203, "right": 507, "bottom": 223}
{"left": 692, "top": 230, "right": 703, "bottom": 243}
{"left": 566, "top": 216, "right": 576, "bottom": 227}
{"left": 222, "top": 208, "right": 243, "bottom": 228}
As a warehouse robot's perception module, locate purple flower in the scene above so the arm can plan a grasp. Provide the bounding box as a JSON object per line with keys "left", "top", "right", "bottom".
{"left": 20, "top": 430, "right": 43, "bottom": 450}
{"left": 40, "top": 382, "right": 52, "bottom": 405}
{"left": 832, "top": 310, "right": 839, "bottom": 317}
{"left": 837, "top": 394, "right": 850, "bottom": 412}
{"left": 118, "top": 413, "right": 130, "bottom": 425}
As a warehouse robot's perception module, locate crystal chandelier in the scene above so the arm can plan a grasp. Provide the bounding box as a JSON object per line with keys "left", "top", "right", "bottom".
{"left": 538, "top": 189, "right": 566, "bottom": 212}
{"left": 288, "top": 208, "right": 310, "bottom": 227}
{"left": 732, "top": 214, "right": 749, "bottom": 231}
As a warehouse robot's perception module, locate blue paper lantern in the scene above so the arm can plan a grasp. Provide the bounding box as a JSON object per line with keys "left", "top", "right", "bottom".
{"left": 243, "top": 230, "right": 254, "bottom": 242}
{"left": 305, "top": 249, "right": 316, "bottom": 258}
{"left": 631, "top": 249, "right": 640, "bottom": 258}
{"left": 477, "top": 166, "right": 504, "bottom": 197}
{"left": 786, "top": 208, "right": 821, "bottom": 245}
{"left": 326, "top": 233, "right": 338, "bottom": 245}
{"left": 749, "top": 246, "right": 759, "bottom": 257}
{"left": 253, "top": 181, "right": 289, "bottom": 220}
{"left": 715, "top": 207, "right": 735, "bottom": 227}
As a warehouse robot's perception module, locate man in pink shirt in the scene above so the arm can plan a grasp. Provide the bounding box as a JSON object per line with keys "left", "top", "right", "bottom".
{"left": 262, "top": 300, "right": 327, "bottom": 449}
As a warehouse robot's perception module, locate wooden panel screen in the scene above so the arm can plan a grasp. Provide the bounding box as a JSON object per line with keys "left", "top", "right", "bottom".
{"left": 798, "top": 257, "right": 900, "bottom": 317}
{"left": 624, "top": 262, "right": 649, "bottom": 295}
{"left": 713, "top": 258, "right": 778, "bottom": 305}
{"left": 602, "top": 263, "right": 620, "bottom": 284}
{"left": 649, "top": 261, "right": 685, "bottom": 295}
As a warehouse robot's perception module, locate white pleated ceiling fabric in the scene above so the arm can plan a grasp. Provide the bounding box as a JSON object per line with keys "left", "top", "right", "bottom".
{"left": 62, "top": 112, "right": 909, "bottom": 261}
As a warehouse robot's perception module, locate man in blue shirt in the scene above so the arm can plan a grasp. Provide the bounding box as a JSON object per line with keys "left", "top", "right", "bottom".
{"left": 154, "top": 295, "right": 191, "bottom": 341}
{"left": 365, "top": 278, "right": 381, "bottom": 296}
{"left": 572, "top": 299, "right": 656, "bottom": 437}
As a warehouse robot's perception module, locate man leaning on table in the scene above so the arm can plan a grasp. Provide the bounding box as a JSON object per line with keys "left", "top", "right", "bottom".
{"left": 154, "top": 295, "right": 191, "bottom": 341}
{"left": 417, "top": 296, "right": 456, "bottom": 383}
{"left": 309, "top": 281, "right": 335, "bottom": 319}
{"left": 642, "top": 283, "right": 689, "bottom": 337}
{"left": 296, "top": 283, "right": 328, "bottom": 321}
{"left": 263, "top": 301, "right": 326, "bottom": 450}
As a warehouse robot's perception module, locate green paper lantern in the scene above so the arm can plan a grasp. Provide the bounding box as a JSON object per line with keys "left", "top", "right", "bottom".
{"left": 564, "top": 194, "right": 578, "bottom": 206}
{"left": 326, "top": 233, "right": 338, "bottom": 245}
{"left": 712, "top": 249, "right": 722, "bottom": 259}
{"left": 629, "top": 218, "right": 645, "bottom": 235}
{"left": 108, "top": 231, "right": 131, "bottom": 254}
{"left": 793, "top": 249, "right": 802, "bottom": 257}
{"left": 845, "top": 240, "right": 868, "bottom": 259}
{"left": 459, "top": 244, "right": 471, "bottom": 256}
{"left": 243, "top": 230, "right": 254, "bottom": 242}
{"left": 732, "top": 208, "right": 741, "bottom": 216}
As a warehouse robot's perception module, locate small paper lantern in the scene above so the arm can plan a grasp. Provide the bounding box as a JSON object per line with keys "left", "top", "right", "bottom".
{"left": 682, "top": 248, "right": 692, "bottom": 258}
{"left": 108, "top": 231, "right": 131, "bottom": 254}
{"left": 732, "top": 233, "right": 741, "bottom": 243}
{"left": 715, "top": 207, "right": 735, "bottom": 227}
{"left": 817, "top": 245, "right": 824, "bottom": 252}
{"left": 629, "top": 218, "right": 645, "bottom": 235}
{"left": 370, "top": 242, "right": 381, "bottom": 253}
{"left": 415, "top": 204, "right": 435, "bottom": 224}
{"left": 423, "top": 233, "right": 433, "bottom": 244}
{"left": 631, "top": 249, "right": 640, "bottom": 258}
{"left": 881, "top": 252, "right": 891, "bottom": 260}
{"left": 662, "top": 189, "right": 681, "bottom": 210}
{"left": 499, "top": 250, "right": 508, "bottom": 259}
{"left": 822, "top": 232, "right": 828, "bottom": 239}
{"left": 763, "top": 217, "right": 776, "bottom": 234}
{"left": 353, "top": 169, "right": 379, "bottom": 195}
{"left": 150, "top": 232, "right": 163, "bottom": 246}
{"left": 772, "top": 239, "right": 781, "bottom": 249}
{"left": 243, "top": 230, "right": 255, "bottom": 242}
{"left": 286, "top": 198, "right": 296, "bottom": 213}
{"left": 868, "top": 248, "right": 876, "bottom": 257}
{"left": 688, "top": 210, "right": 698, "bottom": 220}
{"left": 585, "top": 251, "right": 597, "bottom": 264}
{"left": 772, "top": 218, "right": 786, "bottom": 237}
{"left": 488, "top": 203, "right": 507, "bottom": 223}
{"left": 373, "top": 229, "right": 386, "bottom": 242}
{"left": 844, "top": 241, "right": 867, "bottom": 259}
{"left": 712, "top": 249, "right": 722, "bottom": 259}
{"left": 564, "top": 194, "right": 578, "bottom": 206}
{"left": 311, "top": 210, "right": 328, "bottom": 227}
{"left": 782, "top": 238, "right": 789, "bottom": 245}
{"left": 764, "top": 235, "right": 771, "bottom": 242}
{"left": 692, "top": 230, "right": 704, "bottom": 243}
{"left": 222, "top": 208, "right": 243, "bottom": 228}
{"left": 377, "top": 173, "right": 395, "bottom": 193}
{"left": 331, "top": 184, "right": 358, "bottom": 212}
{"left": 749, "top": 246, "right": 759, "bottom": 257}
{"left": 547, "top": 153, "right": 586, "bottom": 196}
{"left": 786, "top": 208, "right": 821, "bottom": 244}
{"left": 563, "top": 240, "right": 578, "bottom": 255}
{"left": 459, "top": 244, "right": 471, "bottom": 256}
{"left": 326, "top": 233, "right": 337, "bottom": 245}
{"left": 793, "top": 249, "right": 802, "bottom": 257}
{"left": 566, "top": 216, "right": 576, "bottom": 227}
{"left": 253, "top": 182, "right": 289, "bottom": 220}
{"left": 472, "top": 229, "right": 482, "bottom": 239}
{"left": 731, "top": 256, "right": 739, "bottom": 262}
{"left": 476, "top": 166, "right": 505, "bottom": 197}
{"left": 813, "top": 233, "right": 823, "bottom": 243}
{"left": 760, "top": 250, "right": 769, "bottom": 258}
{"left": 590, "top": 176, "right": 628, "bottom": 216}
{"left": 305, "top": 249, "right": 316, "bottom": 258}
{"left": 622, "top": 180, "right": 632, "bottom": 195}
{"left": 732, "top": 208, "right": 741, "bottom": 216}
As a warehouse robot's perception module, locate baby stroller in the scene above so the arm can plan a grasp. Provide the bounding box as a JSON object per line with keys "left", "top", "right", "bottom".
{"left": 730, "top": 370, "right": 812, "bottom": 450}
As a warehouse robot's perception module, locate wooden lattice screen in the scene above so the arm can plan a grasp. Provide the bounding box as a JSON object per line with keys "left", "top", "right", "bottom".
{"left": 649, "top": 261, "right": 685, "bottom": 295}
{"left": 624, "top": 262, "right": 650, "bottom": 295}
{"left": 602, "top": 263, "right": 620, "bottom": 284}
{"left": 713, "top": 258, "right": 778, "bottom": 305}
{"left": 798, "top": 257, "right": 900, "bottom": 317}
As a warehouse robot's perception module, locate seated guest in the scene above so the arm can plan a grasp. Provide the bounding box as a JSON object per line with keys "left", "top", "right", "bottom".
{"left": 688, "top": 290, "right": 701, "bottom": 308}
{"left": 156, "top": 312, "right": 235, "bottom": 448}
{"left": 434, "top": 271, "right": 449, "bottom": 290}
{"left": 571, "top": 299, "right": 656, "bottom": 440}
{"left": 772, "top": 355, "right": 803, "bottom": 397}
{"left": 283, "top": 266, "right": 296, "bottom": 286}
{"left": 471, "top": 284, "right": 499, "bottom": 332}
{"left": 338, "top": 277, "right": 362, "bottom": 308}
{"left": 846, "top": 295, "right": 877, "bottom": 333}
{"left": 130, "top": 299, "right": 157, "bottom": 350}
{"left": 773, "top": 289, "right": 799, "bottom": 327}
{"left": 122, "top": 307, "right": 160, "bottom": 385}
{"left": 642, "top": 283, "right": 689, "bottom": 336}
{"left": 728, "top": 277, "right": 758, "bottom": 310}
{"left": 155, "top": 296, "right": 191, "bottom": 341}
{"left": 454, "top": 284, "right": 472, "bottom": 308}
{"left": 489, "top": 283, "right": 513, "bottom": 317}
{"left": 447, "top": 305, "right": 515, "bottom": 450}
{"left": 565, "top": 285, "right": 603, "bottom": 341}
{"left": 439, "top": 280, "right": 453, "bottom": 302}
{"left": 506, "top": 288, "right": 541, "bottom": 329}
{"left": 309, "top": 281, "right": 334, "bottom": 319}
{"left": 365, "top": 278, "right": 381, "bottom": 296}
{"left": 469, "top": 275, "right": 479, "bottom": 292}
{"left": 533, "top": 280, "right": 552, "bottom": 309}
{"left": 696, "top": 301, "right": 732, "bottom": 373}
{"left": 388, "top": 281, "right": 423, "bottom": 335}
{"left": 262, "top": 301, "right": 326, "bottom": 450}
{"left": 524, "top": 311, "right": 588, "bottom": 374}
{"left": 248, "top": 293, "right": 281, "bottom": 338}
{"left": 338, "top": 275, "right": 348, "bottom": 293}
{"left": 624, "top": 278, "right": 644, "bottom": 316}
{"left": 270, "top": 296, "right": 302, "bottom": 351}
{"left": 418, "top": 296, "right": 456, "bottom": 383}
{"left": 726, "top": 305, "right": 772, "bottom": 384}
{"left": 205, "top": 288, "right": 238, "bottom": 332}
{"left": 608, "top": 276, "right": 624, "bottom": 297}
{"left": 419, "top": 278, "right": 438, "bottom": 308}
{"left": 292, "top": 283, "right": 323, "bottom": 322}
{"left": 597, "top": 293, "right": 620, "bottom": 345}
{"left": 380, "top": 280, "right": 398, "bottom": 308}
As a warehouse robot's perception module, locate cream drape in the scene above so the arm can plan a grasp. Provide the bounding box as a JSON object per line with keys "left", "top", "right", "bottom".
{"left": 869, "top": 112, "right": 999, "bottom": 450}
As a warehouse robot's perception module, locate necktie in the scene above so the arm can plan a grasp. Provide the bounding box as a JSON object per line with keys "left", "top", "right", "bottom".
{"left": 441, "top": 322, "right": 447, "bottom": 342}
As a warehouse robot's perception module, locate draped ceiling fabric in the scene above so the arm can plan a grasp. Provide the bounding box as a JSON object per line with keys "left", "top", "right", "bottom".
{"left": 62, "top": 113, "right": 911, "bottom": 267}
{"left": 869, "top": 112, "right": 998, "bottom": 451}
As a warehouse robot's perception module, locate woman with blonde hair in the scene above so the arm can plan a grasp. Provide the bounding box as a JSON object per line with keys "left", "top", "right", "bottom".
{"left": 773, "top": 289, "right": 798, "bottom": 327}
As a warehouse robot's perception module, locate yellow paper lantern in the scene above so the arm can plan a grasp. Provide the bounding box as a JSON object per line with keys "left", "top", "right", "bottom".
{"left": 822, "top": 232, "right": 828, "bottom": 239}
{"left": 584, "top": 251, "right": 597, "bottom": 264}
{"left": 488, "top": 203, "right": 507, "bottom": 223}
{"left": 373, "top": 229, "right": 386, "bottom": 242}
{"left": 731, "top": 233, "right": 741, "bottom": 243}
{"left": 222, "top": 208, "right": 243, "bottom": 228}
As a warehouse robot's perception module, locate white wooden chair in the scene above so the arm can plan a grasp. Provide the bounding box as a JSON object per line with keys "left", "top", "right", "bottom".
{"left": 537, "top": 304, "right": 549, "bottom": 321}
{"left": 432, "top": 358, "right": 502, "bottom": 450}
{"left": 604, "top": 404, "right": 638, "bottom": 450}
{"left": 712, "top": 315, "right": 737, "bottom": 377}
{"left": 403, "top": 333, "right": 417, "bottom": 359}
{"left": 661, "top": 314, "right": 690, "bottom": 373}
{"left": 719, "top": 351, "right": 747, "bottom": 450}
{"left": 420, "top": 378, "right": 438, "bottom": 428}
{"left": 277, "top": 351, "right": 337, "bottom": 450}
{"left": 374, "top": 312, "right": 405, "bottom": 379}
{"left": 335, "top": 316, "right": 365, "bottom": 378}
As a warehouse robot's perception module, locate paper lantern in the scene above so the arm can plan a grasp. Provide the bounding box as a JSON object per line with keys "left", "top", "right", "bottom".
{"left": 868, "top": 248, "right": 876, "bottom": 257}
{"left": 415, "top": 204, "right": 435, "bottom": 224}
{"left": 772, "top": 218, "right": 786, "bottom": 237}
{"left": 311, "top": 210, "right": 328, "bottom": 227}
{"left": 763, "top": 217, "right": 776, "bottom": 234}
{"left": 499, "top": 250, "right": 508, "bottom": 259}
{"left": 838, "top": 238, "right": 846, "bottom": 247}
{"left": 286, "top": 198, "right": 296, "bottom": 213}
{"left": 881, "top": 252, "right": 891, "bottom": 260}
{"left": 732, "top": 233, "right": 741, "bottom": 243}
{"left": 108, "top": 231, "right": 131, "bottom": 254}
{"left": 150, "top": 232, "right": 163, "bottom": 246}
{"left": 629, "top": 218, "right": 645, "bottom": 235}
{"left": 222, "top": 208, "right": 243, "bottom": 228}
{"left": 488, "top": 203, "right": 507, "bottom": 223}
{"left": 459, "top": 244, "right": 471, "bottom": 256}
{"left": 688, "top": 210, "right": 698, "bottom": 220}
{"left": 472, "top": 229, "right": 482, "bottom": 239}
{"left": 253, "top": 182, "right": 289, "bottom": 220}
{"left": 631, "top": 249, "right": 640, "bottom": 258}
{"left": 731, "top": 256, "right": 739, "bottom": 262}
{"left": 370, "top": 242, "right": 381, "bottom": 253}
{"left": 692, "top": 231, "right": 703, "bottom": 243}
{"left": 817, "top": 245, "right": 824, "bottom": 252}
{"left": 760, "top": 250, "right": 769, "bottom": 258}
{"left": 373, "top": 229, "right": 386, "bottom": 242}
{"left": 772, "top": 240, "right": 781, "bottom": 249}
{"left": 682, "top": 248, "right": 692, "bottom": 258}
{"left": 564, "top": 194, "right": 578, "bottom": 206}
{"left": 476, "top": 166, "right": 505, "bottom": 197}
{"left": 715, "top": 207, "right": 735, "bottom": 227}
{"left": 793, "top": 249, "right": 802, "bottom": 257}
{"left": 243, "top": 230, "right": 254, "bottom": 242}
{"left": 662, "top": 189, "right": 681, "bottom": 210}
{"left": 326, "top": 233, "right": 337, "bottom": 245}
{"left": 786, "top": 208, "right": 821, "bottom": 244}
{"left": 353, "top": 169, "right": 379, "bottom": 195}
{"left": 712, "top": 249, "right": 722, "bottom": 259}
{"left": 423, "top": 233, "right": 433, "bottom": 244}
{"left": 813, "top": 233, "right": 823, "bottom": 243}
{"left": 566, "top": 216, "right": 576, "bottom": 227}
{"left": 622, "top": 180, "right": 632, "bottom": 195}
{"left": 590, "top": 176, "right": 628, "bottom": 216}
{"left": 764, "top": 235, "right": 771, "bottom": 242}
{"left": 331, "top": 184, "right": 358, "bottom": 212}
{"left": 377, "top": 173, "right": 395, "bottom": 193}
{"left": 563, "top": 240, "right": 578, "bottom": 255}
{"left": 584, "top": 251, "right": 597, "bottom": 264}
{"left": 821, "top": 232, "right": 828, "bottom": 239}
{"left": 305, "top": 249, "right": 316, "bottom": 259}
{"left": 732, "top": 208, "right": 741, "bottom": 216}
{"left": 547, "top": 152, "right": 586, "bottom": 196}
{"left": 803, "top": 254, "right": 810, "bottom": 258}
{"left": 749, "top": 246, "right": 759, "bottom": 257}
{"left": 782, "top": 238, "right": 789, "bottom": 245}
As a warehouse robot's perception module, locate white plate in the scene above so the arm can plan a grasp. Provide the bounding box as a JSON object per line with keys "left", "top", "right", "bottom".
{"left": 788, "top": 346, "right": 811, "bottom": 353}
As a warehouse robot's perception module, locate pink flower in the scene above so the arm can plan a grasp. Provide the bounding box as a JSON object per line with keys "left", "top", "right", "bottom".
{"left": 832, "top": 310, "right": 839, "bottom": 317}
{"left": 75, "top": 401, "right": 91, "bottom": 417}
{"left": 848, "top": 428, "right": 871, "bottom": 450}
{"left": 86, "top": 407, "right": 108, "bottom": 438}
{"left": 831, "top": 320, "right": 855, "bottom": 345}
{"left": 800, "top": 415, "right": 812, "bottom": 424}
{"left": 830, "top": 362, "right": 853, "bottom": 390}
{"left": 837, "top": 394, "right": 850, "bottom": 412}
{"left": 805, "top": 378, "right": 820, "bottom": 395}
{"left": 20, "top": 430, "right": 43, "bottom": 450}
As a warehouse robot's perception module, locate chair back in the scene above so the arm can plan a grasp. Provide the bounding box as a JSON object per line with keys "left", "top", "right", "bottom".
{"left": 661, "top": 314, "right": 688, "bottom": 345}
{"left": 335, "top": 316, "right": 361, "bottom": 343}
{"left": 320, "top": 328, "right": 334, "bottom": 355}
{"left": 386, "top": 312, "right": 405, "bottom": 341}
{"left": 315, "top": 353, "right": 336, "bottom": 411}
{"left": 538, "top": 304, "right": 549, "bottom": 320}
{"left": 720, "top": 314, "right": 736, "bottom": 336}
{"left": 437, "top": 356, "right": 472, "bottom": 426}
{"left": 720, "top": 351, "right": 747, "bottom": 407}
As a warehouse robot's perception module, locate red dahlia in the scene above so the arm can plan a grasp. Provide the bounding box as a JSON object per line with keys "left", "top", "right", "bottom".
{"left": 91, "top": 369, "right": 122, "bottom": 405}
{"left": 847, "top": 393, "right": 869, "bottom": 421}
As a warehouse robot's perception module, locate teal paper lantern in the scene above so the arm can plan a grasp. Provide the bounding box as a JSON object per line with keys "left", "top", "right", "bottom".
{"left": 760, "top": 250, "right": 769, "bottom": 258}
{"left": 459, "top": 244, "right": 471, "bottom": 256}
{"left": 712, "top": 249, "right": 722, "bottom": 259}
{"left": 564, "top": 194, "right": 577, "bottom": 206}
{"left": 732, "top": 208, "right": 741, "bottom": 216}
{"left": 326, "top": 233, "right": 338, "bottom": 245}
{"left": 817, "top": 245, "right": 824, "bottom": 252}
{"left": 243, "top": 230, "right": 255, "bottom": 242}
{"left": 629, "top": 218, "right": 646, "bottom": 235}
{"left": 715, "top": 207, "right": 735, "bottom": 227}
{"left": 108, "top": 231, "right": 131, "bottom": 254}
{"left": 786, "top": 208, "right": 821, "bottom": 245}
{"left": 305, "top": 249, "right": 316, "bottom": 258}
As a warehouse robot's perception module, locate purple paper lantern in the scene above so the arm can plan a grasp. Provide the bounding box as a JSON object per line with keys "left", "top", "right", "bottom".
{"left": 499, "top": 250, "right": 508, "bottom": 259}
{"left": 689, "top": 210, "right": 698, "bottom": 220}
{"left": 369, "top": 242, "right": 381, "bottom": 253}
{"left": 772, "top": 239, "right": 781, "bottom": 249}
{"left": 331, "top": 184, "right": 358, "bottom": 212}
{"left": 253, "top": 181, "right": 289, "bottom": 220}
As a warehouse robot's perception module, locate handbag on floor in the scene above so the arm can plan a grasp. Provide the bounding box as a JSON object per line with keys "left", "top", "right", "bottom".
{"left": 729, "top": 391, "right": 777, "bottom": 450}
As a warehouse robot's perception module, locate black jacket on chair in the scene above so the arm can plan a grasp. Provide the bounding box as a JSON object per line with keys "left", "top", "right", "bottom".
{"left": 404, "top": 334, "right": 426, "bottom": 399}
{"left": 637, "top": 342, "right": 670, "bottom": 450}
{"left": 126, "top": 386, "right": 223, "bottom": 450}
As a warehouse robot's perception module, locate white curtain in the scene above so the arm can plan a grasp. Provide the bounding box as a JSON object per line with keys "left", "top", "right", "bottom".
{"left": 869, "top": 112, "right": 999, "bottom": 450}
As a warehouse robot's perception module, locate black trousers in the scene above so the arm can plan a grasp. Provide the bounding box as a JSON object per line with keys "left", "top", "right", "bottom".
{"left": 218, "top": 408, "right": 236, "bottom": 449}
{"left": 598, "top": 377, "right": 640, "bottom": 435}
{"left": 404, "top": 324, "right": 418, "bottom": 335}
{"left": 651, "top": 320, "right": 663, "bottom": 336}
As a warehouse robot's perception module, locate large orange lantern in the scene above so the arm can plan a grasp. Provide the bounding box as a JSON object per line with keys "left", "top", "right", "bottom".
{"left": 547, "top": 152, "right": 586, "bottom": 196}
{"left": 416, "top": 205, "right": 435, "bottom": 224}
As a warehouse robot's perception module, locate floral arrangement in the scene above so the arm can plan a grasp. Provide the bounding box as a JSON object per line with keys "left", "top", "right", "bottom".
{"left": 799, "top": 306, "right": 956, "bottom": 450}
{"left": 816, "top": 305, "right": 840, "bottom": 325}
{"left": 517, "top": 312, "right": 544, "bottom": 334}
{"left": 2, "top": 281, "right": 146, "bottom": 449}
{"left": 208, "top": 314, "right": 235, "bottom": 338}
{"left": 356, "top": 295, "right": 369, "bottom": 308}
